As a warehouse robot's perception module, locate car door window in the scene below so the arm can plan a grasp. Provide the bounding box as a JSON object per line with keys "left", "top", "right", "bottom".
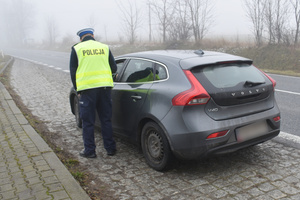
{"left": 114, "top": 59, "right": 127, "bottom": 82}
{"left": 120, "top": 59, "right": 154, "bottom": 83}
{"left": 154, "top": 63, "right": 168, "bottom": 81}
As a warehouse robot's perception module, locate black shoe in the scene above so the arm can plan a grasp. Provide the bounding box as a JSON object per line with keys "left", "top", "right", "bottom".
{"left": 107, "top": 149, "right": 116, "bottom": 156}
{"left": 79, "top": 150, "right": 97, "bottom": 158}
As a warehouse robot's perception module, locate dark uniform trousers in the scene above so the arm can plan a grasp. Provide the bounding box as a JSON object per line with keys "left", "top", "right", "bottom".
{"left": 79, "top": 87, "right": 116, "bottom": 154}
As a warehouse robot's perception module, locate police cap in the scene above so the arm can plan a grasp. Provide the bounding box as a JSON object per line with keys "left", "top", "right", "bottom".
{"left": 77, "top": 28, "right": 94, "bottom": 38}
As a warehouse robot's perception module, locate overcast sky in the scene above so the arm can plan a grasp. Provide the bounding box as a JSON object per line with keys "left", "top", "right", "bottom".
{"left": 0, "top": 0, "right": 252, "bottom": 44}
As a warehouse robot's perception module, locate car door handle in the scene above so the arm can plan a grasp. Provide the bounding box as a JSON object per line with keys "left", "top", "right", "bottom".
{"left": 131, "top": 95, "right": 142, "bottom": 101}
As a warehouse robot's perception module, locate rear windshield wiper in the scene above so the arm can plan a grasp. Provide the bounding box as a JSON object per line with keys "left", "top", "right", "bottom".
{"left": 244, "top": 80, "right": 265, "bottom": 87}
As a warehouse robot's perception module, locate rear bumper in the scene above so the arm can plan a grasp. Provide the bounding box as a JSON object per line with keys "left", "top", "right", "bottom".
{"left": 206, "top": 130, "right": 280, "bottom": 155}
{"left": 172, "top": 130, "right": 279, "bottom": 160}
{"left": 161, "top": 104, "right": 281, "bottom": 160}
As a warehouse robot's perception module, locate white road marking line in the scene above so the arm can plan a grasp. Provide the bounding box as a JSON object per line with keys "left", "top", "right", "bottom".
{"left": 10, "top": 56, "right": 70, "bottom": 74}
{"left": 276, "top": 89, "right": 300, "bottom": 96}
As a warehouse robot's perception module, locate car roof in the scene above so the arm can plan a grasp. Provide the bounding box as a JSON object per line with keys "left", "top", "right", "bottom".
{"left": 116, "top": 50, "right": 253, "bottom": 70}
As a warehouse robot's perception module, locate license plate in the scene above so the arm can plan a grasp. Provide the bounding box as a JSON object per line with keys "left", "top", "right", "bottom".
{"left": 236, "top": 121, "right": 269, "bottom": 142}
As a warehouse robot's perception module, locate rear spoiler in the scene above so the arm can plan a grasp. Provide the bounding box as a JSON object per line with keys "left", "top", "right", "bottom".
{"left": 180, "top": 52, "right": 253, "bottom": 70}
{"left": 216, "top": 60, "right": 253, "bottom": 65}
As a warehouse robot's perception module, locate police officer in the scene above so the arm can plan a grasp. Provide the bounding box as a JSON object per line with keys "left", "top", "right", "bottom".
{"left": 69, "top": 28, "right": 117, "bottom": 158}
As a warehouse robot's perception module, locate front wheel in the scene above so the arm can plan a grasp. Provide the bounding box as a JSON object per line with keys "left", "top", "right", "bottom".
{"left": 74, "top": 96, "right": 82, "bottom": 128}
{"left": 141, "top": 122, "right": 175, "bottom": 171}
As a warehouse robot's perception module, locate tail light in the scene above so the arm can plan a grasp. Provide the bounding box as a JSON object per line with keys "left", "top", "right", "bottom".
{"left": 206, "top": 130, "right": 229, "bottom": 139}
{"left": 172, "top": 70, "right": 210, "bottom": 106}
{"left": 273, "top": 116, "right": 281, "bottom": 122}
{"left": 256, "top": 67, "right": 277, "bottom": 89}
{"left": 263, "top": 72, "right": 277, "bottom": 89}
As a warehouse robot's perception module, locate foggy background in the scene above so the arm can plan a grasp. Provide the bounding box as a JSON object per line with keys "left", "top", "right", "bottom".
{"left": 0, "top": 0, "right": 251, "bottom": 49}
{"left": 1, "top": 0, "right": 299, "bottom": 50}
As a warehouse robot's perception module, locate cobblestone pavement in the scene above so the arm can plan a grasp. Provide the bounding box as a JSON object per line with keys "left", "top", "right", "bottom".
{"left": 8, "top": 59, "right": 300, "bottom": 199}
{"left": 0, "top": 78, "right": 90, "bottom": 199}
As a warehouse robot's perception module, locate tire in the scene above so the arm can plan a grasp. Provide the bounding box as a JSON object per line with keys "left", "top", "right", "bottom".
{"left": 141, "top": 122, "right": 175, "bottom": 171}
{"left": 74, "top": 96, "right": 82, "bottom": 128}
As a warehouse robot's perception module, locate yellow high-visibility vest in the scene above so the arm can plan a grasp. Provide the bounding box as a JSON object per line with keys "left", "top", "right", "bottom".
{"left": 74, "top": 40, "right": 114, "bottom": 91}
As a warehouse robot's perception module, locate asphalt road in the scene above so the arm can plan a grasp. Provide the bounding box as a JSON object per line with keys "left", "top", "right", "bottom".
{"left": 272, "top": 74, "right": 300, "bottom": 136}
{"left": 3, "top": 48, "right": 300, "bottom": 138}
{"left": 3, "top": 48, "right": 70, "bottom": 71}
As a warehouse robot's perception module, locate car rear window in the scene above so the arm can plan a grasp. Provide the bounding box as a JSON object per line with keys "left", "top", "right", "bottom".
{"left": 199, "top": 63, "right": 265, "bottom": 88}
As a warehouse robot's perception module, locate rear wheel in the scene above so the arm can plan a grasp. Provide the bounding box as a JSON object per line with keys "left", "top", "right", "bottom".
{"left": 74, "top": 96, "right": 82, "bottom": 128}
{"left": 141, "top": 122, "right": 175, "bottom": 171}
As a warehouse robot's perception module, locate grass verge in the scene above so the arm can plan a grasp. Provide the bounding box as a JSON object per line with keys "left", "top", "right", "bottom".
{"left": 232, "top": 44, "right": 300, "bottom": 76}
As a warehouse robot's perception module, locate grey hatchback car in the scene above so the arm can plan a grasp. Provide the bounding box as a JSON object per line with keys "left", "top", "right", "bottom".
{"left": 69, "top": 50, "right": 281, "bottom": 171}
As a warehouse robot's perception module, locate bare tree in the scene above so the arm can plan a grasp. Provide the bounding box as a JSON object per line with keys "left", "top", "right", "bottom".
{"left": 1, "top": 0, "right": 35, "bottom": 46}
{"left": 168, "top": 0, "right": 192, "bottom": 42}
{"left": 274, "top": 0, "right": 290, "bottom": 43}
{"left": 104, "top": 25, "right": 108, "bottom": 42}
{"left": 264, "top": 0, "right": 291, "bottom": 44}
{"left": 117, "top": 0, "right": 142, "bottom": 44}
{"left": 290, "top": 0, "right": 300, "bottom": 45}
{"left": 264, "top": 0, "right": 275, "bottom": 44}
{"left": 146, "top": 0, "right": 152, "bottom": 42}
{"left": 244, "top": 0, "right": 266, "bottom": 46}
{"left": 45, "top": 16, "right": 58, "bottom": 47}
{"left": 187, "top": 0, "right": 214, "bottom": 43}
{"left": 150, "top": 0, "right": 176, "bottom": 43}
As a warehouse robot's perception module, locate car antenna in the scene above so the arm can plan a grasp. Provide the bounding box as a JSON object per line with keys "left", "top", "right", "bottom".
{"left": 194, "top": 49, "right": 204, "bottom": 55}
